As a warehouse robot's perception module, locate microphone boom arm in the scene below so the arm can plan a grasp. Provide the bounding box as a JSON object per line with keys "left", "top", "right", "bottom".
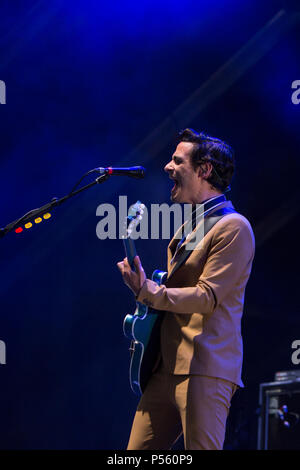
{"left": 0, "top": 172, "right": 111, "bottom": 239}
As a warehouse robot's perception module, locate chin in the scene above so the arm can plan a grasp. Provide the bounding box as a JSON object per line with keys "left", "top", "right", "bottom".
{"left": 171, "top": 191, "right": 187, "bottom": 203}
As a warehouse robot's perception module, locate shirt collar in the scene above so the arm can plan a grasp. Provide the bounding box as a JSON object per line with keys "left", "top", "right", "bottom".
{"left": 192, "top": 194, "right": 226, "bottom": 215}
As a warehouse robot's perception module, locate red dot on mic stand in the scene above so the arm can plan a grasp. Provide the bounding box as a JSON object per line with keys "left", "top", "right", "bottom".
{"left": 108, "top": 167, "right": 113, "bottom": 175}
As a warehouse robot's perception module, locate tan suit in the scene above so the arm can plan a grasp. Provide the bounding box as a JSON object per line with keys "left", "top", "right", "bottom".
{"left": 128, "top": 200, "right": 255, "bottom": 450}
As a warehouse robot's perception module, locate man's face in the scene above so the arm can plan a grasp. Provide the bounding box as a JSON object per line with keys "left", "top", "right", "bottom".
{"left": 164, "top": 142, "right": 202, "bottom": 203}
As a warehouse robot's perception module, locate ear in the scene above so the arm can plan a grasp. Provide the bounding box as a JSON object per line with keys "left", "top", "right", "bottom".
{"left": 198, "top": 162, "right": 213, "bottom": 179}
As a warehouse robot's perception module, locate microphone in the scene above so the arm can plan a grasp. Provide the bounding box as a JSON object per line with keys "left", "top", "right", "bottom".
{"left": 96, "top": 166, "right": 145, "bottom": 179}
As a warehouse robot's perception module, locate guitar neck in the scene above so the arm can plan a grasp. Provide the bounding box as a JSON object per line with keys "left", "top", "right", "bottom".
{"left": 123, "top": 237, "right": 137, "bottom": 269}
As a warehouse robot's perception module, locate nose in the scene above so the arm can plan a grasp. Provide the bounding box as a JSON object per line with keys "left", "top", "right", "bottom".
{"left": 164, "top": 160, "right": 173, "bottom": 173}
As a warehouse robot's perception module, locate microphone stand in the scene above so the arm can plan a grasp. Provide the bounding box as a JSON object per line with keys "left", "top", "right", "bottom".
{"left": 0, "top": 172, "right": 110, "bottom": 239}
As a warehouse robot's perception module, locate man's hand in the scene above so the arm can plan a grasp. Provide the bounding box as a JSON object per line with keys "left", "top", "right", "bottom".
{"left": 117, "top": 255, "right": 146, "bottom": 296}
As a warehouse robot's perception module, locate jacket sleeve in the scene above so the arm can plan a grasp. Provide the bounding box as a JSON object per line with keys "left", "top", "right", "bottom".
{"left": 136, "top": 217, "right": 255, "bottom": 314}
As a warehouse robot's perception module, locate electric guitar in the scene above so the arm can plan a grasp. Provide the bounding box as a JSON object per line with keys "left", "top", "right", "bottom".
{"left": 122, "top": 201, "right": 167, "bottom": 395}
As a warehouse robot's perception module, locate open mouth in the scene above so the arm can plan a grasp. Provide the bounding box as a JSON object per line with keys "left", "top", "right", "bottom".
{"left": 170, "top": 176, "right": 179, "bottom": 193}
{"left": 171, "top": 180, "right": 178, "bottom": 193}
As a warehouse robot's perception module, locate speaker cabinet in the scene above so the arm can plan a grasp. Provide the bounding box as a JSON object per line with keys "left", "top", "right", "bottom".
{"left": 257, "top": 379, "right": 300, "bottom": 449}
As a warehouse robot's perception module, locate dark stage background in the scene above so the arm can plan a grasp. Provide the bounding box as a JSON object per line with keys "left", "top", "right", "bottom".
{"left": 0, "top": 0, "right": 299, "bottom": 449}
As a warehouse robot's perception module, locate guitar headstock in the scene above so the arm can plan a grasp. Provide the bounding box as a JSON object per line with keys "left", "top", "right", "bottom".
{"left": 125, "top": 201, "right": 145, "bottom": 239}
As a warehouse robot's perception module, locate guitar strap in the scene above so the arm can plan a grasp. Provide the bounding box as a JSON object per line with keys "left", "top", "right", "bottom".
{"left": 203, "top": 205, "right": 237, "bottom": 236}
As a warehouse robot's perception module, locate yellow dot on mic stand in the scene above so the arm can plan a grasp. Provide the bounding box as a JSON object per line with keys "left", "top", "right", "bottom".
{"left": 25, "top": 222, "right": 33, "bottom": 229}
{"left": 35, "top": 217, "right": 42, "bottom": 224}
{"left": 43, "top": 213, "right": 51, "bottom": 219}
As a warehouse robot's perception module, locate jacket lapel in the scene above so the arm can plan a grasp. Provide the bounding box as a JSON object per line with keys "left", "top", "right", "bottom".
{"left": 167, "top": 200, "right": 234, "bottom": 280}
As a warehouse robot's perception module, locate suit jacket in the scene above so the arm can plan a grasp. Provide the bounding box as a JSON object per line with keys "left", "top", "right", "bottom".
{"left": 136, "top": 200, "right": 255, "bottom": 387}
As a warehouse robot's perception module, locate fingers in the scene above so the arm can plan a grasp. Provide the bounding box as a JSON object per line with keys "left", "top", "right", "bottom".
{"left": 133, "top": 255, "right": 142, "bottom": 271}
{"left": 117, "top": 261, "right": 124, "bottom": 274}
{"left": 117, "top": 256, "right": 142, "bottom": 275}
{"left": 117, "top": 257, "right": 130, "bottom": 275}
{"left": 117, "top": 255, "right": 145, "bottom": 295}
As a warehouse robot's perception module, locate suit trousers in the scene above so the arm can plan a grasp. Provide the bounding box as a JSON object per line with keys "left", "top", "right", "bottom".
{"left": 127, "top": 364, "right": 237, "bottom": 450}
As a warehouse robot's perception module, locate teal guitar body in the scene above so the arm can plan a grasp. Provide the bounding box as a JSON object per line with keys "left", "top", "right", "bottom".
{"left": 123, "top": 264, "right": 167, "bottom": 395}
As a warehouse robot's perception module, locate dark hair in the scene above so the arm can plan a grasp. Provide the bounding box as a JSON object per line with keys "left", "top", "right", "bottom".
{"left": 178, "top": 128, "right": 235, "bottom": 192}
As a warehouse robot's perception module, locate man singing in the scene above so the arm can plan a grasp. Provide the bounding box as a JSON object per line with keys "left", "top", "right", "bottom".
{"left": 117, "top": 128, "right": 255, "bottom": 450}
